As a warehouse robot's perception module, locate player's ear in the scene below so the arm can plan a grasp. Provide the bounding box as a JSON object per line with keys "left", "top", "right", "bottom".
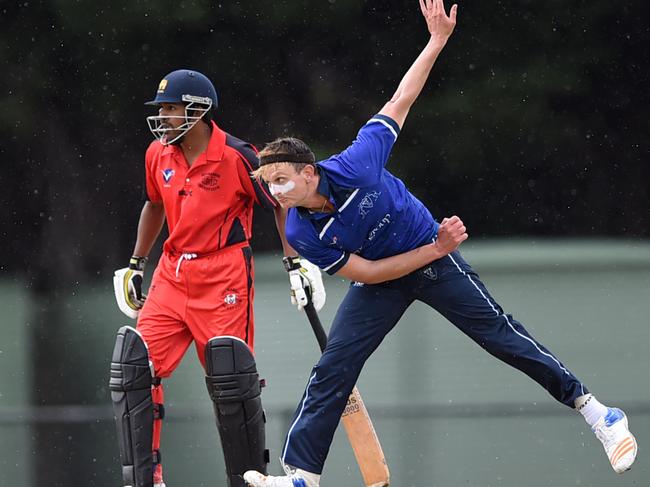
{"left": 301, "top": 164, "right": 316, "bottom": 180}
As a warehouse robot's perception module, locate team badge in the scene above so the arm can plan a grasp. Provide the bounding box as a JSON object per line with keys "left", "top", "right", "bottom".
{"left": 157, "top": 79, "right": 168, "bottom": 93}
{"left": 161, "top": 168, "right": 175, "bottom": 185}
{"left": 358, "top": 191, "right": 381, "bottom": 218}
{"left": 199, "top": 172, "right": 221, "bottom": 191}
{"left": 223, "top": 288, "right": 241, "bottom": 308}
{"left": 422, "top": 266, "right": 437, "bottom": 280}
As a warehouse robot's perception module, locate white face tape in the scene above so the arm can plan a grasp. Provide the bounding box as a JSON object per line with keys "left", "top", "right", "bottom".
{"left": 269, "top": 180, "right": 296, "bottom": 195}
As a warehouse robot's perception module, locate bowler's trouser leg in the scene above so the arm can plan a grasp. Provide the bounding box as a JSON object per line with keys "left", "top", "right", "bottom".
{"left": 281, "top": 282, "right": 411, "bottom": 473}
{"left": 416, "top": 251, "right": 587, "bottom": 407}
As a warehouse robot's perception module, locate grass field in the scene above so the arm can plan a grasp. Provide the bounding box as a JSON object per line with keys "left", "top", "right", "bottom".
{"left": 1, "top": 239, "right": 648, "bottom": 486}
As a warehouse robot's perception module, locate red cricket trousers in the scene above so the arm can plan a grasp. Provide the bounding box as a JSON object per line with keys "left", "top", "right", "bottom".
{"left": 135, "top": 243, "right": 256, "bottom": 477}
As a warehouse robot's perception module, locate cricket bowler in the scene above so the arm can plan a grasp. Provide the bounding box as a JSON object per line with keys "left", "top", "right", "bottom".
{"left": 243, "top": 1, "right": 637, "bottom": 485}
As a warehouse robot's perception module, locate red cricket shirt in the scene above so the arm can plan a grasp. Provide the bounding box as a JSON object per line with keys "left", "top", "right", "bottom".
{"left": 144, "top": 121, "right": 277, "bottom": 255}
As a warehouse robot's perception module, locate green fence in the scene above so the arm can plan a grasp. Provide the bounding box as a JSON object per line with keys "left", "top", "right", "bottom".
{"left": 1, "top": 239, "right": 649, "bottom": 486}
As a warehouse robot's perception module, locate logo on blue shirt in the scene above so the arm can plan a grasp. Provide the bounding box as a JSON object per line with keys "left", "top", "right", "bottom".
{"left": 367, "top": 213, "right": 391, "bottom": 242}
{"left": 358, "top": 191, "right": 381, "bottom": 218}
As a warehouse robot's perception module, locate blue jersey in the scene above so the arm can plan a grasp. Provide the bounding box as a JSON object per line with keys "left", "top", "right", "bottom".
{"left": 285, "top": 114, "right": 439, "bottom": 275}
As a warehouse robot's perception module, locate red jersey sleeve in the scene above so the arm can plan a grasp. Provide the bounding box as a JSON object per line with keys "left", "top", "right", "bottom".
{"left": 225, "top": 134, "right": 277, "bottom": 210}
{"left": 144, "top": 142, "right": 163, "bottom": 203}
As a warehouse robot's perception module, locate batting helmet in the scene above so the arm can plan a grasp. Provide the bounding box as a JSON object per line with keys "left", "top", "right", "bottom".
{"left": 145, "top": 69, "right": 218, "bottom": 145}
{"left": 145, "top": 69, "right": 218, "bottom": 109}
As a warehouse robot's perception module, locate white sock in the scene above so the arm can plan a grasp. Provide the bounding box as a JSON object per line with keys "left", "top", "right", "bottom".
{"left": 575, "top": 394, "right": 608, "bottom": 427}
{"left": 282, "top": 463, "right": 320, "bottom": 487}
{"left": 295, "top": 468, "right": 320, "bottom": 487}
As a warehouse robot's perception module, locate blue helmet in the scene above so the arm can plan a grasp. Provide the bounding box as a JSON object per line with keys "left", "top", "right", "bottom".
{"left": 145, "top": 69, "right": 218, "bottom": 145}
{"left": 145, "top": 69, "right": 218, "bottom": 109}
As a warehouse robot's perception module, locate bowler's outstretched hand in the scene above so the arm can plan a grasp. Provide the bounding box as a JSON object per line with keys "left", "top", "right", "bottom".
{"left": 420, "top": 0, "right": 458, "bottom": 44}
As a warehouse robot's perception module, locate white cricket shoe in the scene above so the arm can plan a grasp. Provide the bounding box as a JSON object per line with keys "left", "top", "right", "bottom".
{"left": 592, "top": 407, "right": 637, "bottom": 473}
{"left": 244, "top": 466, "right": 320, "bottom": 487}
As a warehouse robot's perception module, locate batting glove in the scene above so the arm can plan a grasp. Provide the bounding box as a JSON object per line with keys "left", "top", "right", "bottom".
{"left": 283, "top": 256, "right": 326, "bottom": 312}
{"left": 113, "top": 256, "right": 148, "bottom": 319}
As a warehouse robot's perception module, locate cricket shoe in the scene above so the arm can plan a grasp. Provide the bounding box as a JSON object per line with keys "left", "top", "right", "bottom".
{"left": 243, "top": 466, "right": 320, "bottom": 487}
{"left": 592, "top": 407, "right": 637, "bottom": 473}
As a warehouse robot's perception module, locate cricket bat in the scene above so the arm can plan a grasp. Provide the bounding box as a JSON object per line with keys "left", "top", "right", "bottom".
{"left": 303, "top": 301, "right": 390, "bottom": 487}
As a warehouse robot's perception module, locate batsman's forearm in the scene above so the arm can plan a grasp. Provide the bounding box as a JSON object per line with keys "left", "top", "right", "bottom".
{"left": 132, "top": 201, "right": 165, "bottom": 257}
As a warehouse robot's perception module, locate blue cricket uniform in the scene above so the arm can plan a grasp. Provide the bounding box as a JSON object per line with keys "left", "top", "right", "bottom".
{"left": 285, "top": 115, "right": 437, "bottom": 274}
{"left": 281, "top": 115, "right": 588, "bottom": 474}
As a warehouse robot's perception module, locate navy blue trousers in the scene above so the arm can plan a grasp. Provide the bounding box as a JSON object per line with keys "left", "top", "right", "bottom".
{"left": 281, "top": 251, "right": 588, "bottom": 474}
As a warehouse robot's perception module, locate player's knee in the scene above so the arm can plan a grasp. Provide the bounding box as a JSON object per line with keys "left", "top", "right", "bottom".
{"left": 110, "top": 325, "right": 153, "bottom": 392}
{"left": 316, "top": 351, "right": 364, "bottom": 385}
{"left": 205, "top": 335, "right": 262, "bottom": 403}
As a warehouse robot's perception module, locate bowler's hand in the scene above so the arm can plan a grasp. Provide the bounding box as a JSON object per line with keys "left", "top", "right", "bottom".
{"left": 420, "top": 0, "right": 458, "bottom": 45}
{"left": 435, "top": 215, "right": 468, "bottom": 256}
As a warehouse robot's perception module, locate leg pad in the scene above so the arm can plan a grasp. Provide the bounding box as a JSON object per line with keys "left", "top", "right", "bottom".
{"left": 205, "top": 336, "right": 268, "bottom": 487}
{"left": 110, "top": 326, "right": 154, "bottom": 487}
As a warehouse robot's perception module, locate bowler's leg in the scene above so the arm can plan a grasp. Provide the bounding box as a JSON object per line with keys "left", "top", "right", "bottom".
{"left": 418, "top": 252, "right": 585, "bottom": 406}
{"left": 416, "top": 251, "right": 637, "bottom": 472}
{"left": 281, "top": 281, "right": 412, "bottom": 474}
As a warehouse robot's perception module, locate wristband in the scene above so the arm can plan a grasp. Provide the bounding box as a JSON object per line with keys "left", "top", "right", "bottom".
{"left": 129, "top": 255, "right": 148, "bottom": 271}
{"left": 282, "top": 256, "right": 302, "bottom": 272}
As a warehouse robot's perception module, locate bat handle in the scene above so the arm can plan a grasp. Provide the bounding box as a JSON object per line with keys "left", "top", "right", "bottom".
{"left": 304, "top": 301, "right": 328, "bottom": 352}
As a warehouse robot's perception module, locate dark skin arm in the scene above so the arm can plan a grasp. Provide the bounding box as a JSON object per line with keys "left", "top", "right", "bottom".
{"left": 132, "top": 201, "right": 166, "bottom": 257}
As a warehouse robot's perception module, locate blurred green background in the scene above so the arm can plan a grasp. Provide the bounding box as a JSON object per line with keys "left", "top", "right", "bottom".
{"left": 2, "top": 240, "right": 649, "bottom": 486}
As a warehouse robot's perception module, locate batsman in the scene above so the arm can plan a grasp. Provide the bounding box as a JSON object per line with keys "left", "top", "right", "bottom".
{"left": 109, "top": 69, "right": 324, "bottom": 487}
{"left": 244, "top": 1, "right": 637, "bottom": 485}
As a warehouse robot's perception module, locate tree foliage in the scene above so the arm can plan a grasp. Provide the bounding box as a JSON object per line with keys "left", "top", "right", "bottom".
{"left": 2, "top": 0, "right": 648, "bottom": 281}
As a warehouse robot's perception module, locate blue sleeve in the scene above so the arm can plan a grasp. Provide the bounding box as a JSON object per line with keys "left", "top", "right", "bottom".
{"left": 286, "top": 220, "right": 350, "bottom": 276}
{"left": 319, "top": 114, "right": 400, "bottom": 187}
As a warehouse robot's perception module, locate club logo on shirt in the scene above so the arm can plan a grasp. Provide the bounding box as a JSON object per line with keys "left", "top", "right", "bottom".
{"left": 199, "top": 172, "right": 221, "bottom": 191}
{"left": 161, "top": 168, "right": 175, "bottom": 186}
{"left": 367, "top": 213, "right": 391, "bottom": 242}
{"left": 358, "top": 191, "right": 381, "bottom": 218}
{"left": 223, "top": 288, "right": 241, "bottom": 308}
